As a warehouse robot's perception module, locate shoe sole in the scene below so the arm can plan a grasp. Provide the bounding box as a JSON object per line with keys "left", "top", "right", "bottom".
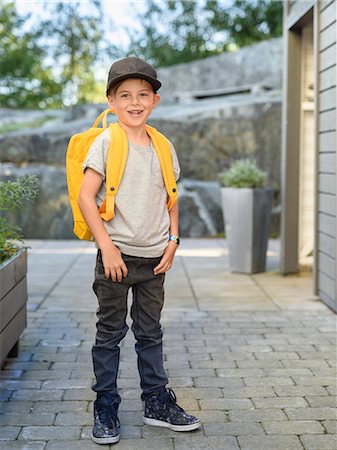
{"left": 143, "top": 416, "right": 201, "bottom": 432}
{"left": 91, "top": 434, "right": 120, "bottom": 444}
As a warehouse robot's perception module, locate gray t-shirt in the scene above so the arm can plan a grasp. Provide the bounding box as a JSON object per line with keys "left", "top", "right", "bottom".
{"left": 82, "top": 128, "right": 180, "bottom": 257}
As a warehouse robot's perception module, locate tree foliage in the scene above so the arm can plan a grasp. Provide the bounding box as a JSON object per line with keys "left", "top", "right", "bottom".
{"left": 0, "top": 2, "right": 62, "bottom": 108}
{"left": 127, "top": 0, "right": 283, "bottom": 67}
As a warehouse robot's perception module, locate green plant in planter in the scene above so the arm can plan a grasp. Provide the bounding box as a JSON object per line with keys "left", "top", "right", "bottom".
{"left": 220, "top": 158, "right": 267, "bottom": 188}
{"left": 0, "top": 175, "right": 39, "bottom": 263}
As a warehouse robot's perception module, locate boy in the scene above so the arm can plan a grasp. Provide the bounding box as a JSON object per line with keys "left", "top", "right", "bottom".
{"left": 78, "top": 57, "right": 201, "bottom": 445}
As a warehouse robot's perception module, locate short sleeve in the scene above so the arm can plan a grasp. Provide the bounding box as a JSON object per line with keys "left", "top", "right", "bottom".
{"left": 82, "top": 131, "right": 109, "bottom": 180}
{"left": 168, "top": 141, "right": 181, "bottom": 181}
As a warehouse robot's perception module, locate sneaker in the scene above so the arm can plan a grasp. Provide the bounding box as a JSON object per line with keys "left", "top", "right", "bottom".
{"left": 91, "top": 394, "right": 121, "bottom": 445}
{"left": 143, "top": 387, "right": 201, "bottom": 432}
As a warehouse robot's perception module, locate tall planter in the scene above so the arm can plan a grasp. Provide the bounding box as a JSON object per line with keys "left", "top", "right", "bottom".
{"left": 0, "top": 248, "right": 28, "bottom": 366}
{"left": 221, "top": 187, "right": 274, "bottom": 273}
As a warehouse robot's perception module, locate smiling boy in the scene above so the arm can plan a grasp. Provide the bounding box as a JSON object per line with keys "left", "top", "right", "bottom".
{"left": 78, "top": 57, "right": 201, "bottom": 445}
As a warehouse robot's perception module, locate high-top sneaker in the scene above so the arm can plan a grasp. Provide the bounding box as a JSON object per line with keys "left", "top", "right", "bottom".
{"left": 143, "top": 387, "right": 201, "bottom": 432}
{"left": 91, "top": 394, "right": 121, "bottom": 444}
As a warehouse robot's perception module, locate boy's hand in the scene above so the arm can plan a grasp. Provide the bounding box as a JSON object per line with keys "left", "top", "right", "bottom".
{"left": 153, "top": 241, "right": 178, "bottom": 275}
{"left": 100, "top": 243, "right": 128, "bottom": 282}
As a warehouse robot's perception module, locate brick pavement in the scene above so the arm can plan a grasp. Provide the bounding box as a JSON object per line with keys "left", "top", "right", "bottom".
{"left": 0, "top": 238, "right": 336, "bottom": 450}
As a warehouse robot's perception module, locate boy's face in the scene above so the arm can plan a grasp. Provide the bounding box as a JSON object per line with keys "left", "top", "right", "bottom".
{"left": 107, "top": 78, "right": 160, "bottom": 129}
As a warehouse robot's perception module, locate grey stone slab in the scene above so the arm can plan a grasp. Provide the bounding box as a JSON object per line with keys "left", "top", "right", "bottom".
{"left": 203, "top": 421, "right": 264, "bottom": 436}
{"left": 285, "top": 407, "right": 337, "bottom": 420}
{"left": 221, "top": 386, "right": 275, "bottom": 398}
{"left": 306, "top": 396, "right": 337, "bottom": 407}
{"left": 0, "top": 401, "right": 33, "bottom": 413}
{"left": 229, "top": 408, "right": 288, "bottom": 422}
{"left": 194, "top": 377, "right": 244, "bottom": 388}
{"left": 173, "top": 435, "right": 239, "bottom": 450}
{"left": 252, "top": 396, "right": 308, "bottom": 408}
{"left": 0, "top": 426, "right": 21, "bottom": 440}
{"left": 22, "top": 370, "right": 71, "bottom": 381}
{"left": 54, "top": 412, "right": 92, "bottom": 426}
{"left": 0, "top": 443, "right": 46, "bottom": 450}
{"left": 42, "top": 379, "right": 91, "bottom": 390}
{"left": 63, "top": 390, "right": 96, "bottom": 401}
{"left": 200, "top": 398, "right": 253, "bottom": 410}
{"left": 31, "top": 401, "right": 88, "bottom": 413}
{"left": 45, "top": 441, "right": 104, "bottom": 450}
{"left": 243, "top": 377, "right": 295, "bottom": 386}
{"left": 263, "top": 420, "right": 325, "bottom": 434}
{"left": 18, "top": 426, "right": 81, "bottom": 440}
{"left": 274, "top": 385, "right": 329, "bottom": 397}
{"left": 0, "top": 412, "right": 55, "bottom": 426}
{"left": 11, "top": 390, "right": 64, "bottom": 401}
{"left": 238, "top": 435, "right": 303, "bottom": 450}
{"left": 300, "top": 434, "right": 337, "bottom": 450}
{"left": 322, "top": 420, "right": 337, "bottom": 434}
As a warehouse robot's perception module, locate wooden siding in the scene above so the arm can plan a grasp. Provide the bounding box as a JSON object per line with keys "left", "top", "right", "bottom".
{"left": 318, "top": 0, "right": 337, "bottom": 309}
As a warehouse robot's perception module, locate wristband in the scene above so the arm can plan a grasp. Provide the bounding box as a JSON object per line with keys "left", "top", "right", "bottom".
{"left": 169, "top": 234, "right": 180, "bottom": 245}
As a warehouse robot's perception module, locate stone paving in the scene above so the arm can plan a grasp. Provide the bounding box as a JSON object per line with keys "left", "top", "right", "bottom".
{"left": 0, "top": 238, "right": 336, "bottom": 450}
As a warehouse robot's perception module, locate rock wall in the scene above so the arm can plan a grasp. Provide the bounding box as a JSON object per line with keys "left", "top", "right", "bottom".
{"left": 157, "top": 38, "right": 283, "bottom": 103}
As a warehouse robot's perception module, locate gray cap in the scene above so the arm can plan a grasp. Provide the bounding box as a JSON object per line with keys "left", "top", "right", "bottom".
{"left": 106, "top": 57, "right": 161, "bottom": 96}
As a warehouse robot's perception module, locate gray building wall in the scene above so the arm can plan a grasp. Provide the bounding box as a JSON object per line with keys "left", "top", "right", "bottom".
{"left": 317, "top": 0, "right": 336, "bottom": 310}
{"left": 283, "top": 0, "right": 336, "bottom": 311}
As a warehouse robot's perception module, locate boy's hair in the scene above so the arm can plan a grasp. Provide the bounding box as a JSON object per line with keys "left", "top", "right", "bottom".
{"left": 108, "top": 79, "right": 157, "bottom": 97}
{"left": 106, "top": 56, "right": 161, "bottom": 97}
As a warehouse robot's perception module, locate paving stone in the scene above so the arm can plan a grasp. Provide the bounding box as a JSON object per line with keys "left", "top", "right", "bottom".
{"left": 0, "top": 426, "right": 21, "bottom": 440}
{"left": 31, "top": 401, "right": 88, "bottom": 413}
{"left": 229, "top": 408, "right": 288, "bottom": 422}
{"left": 0, "top": 443, "right": 46, "bottom": 450}
{"left": 0, "top": 401, "right": 33, "bottom": 413}
{"left": 285, "top": 407, "right": 337, "bottom": 420}
{"left": 54, "top": 411, "right": 92, "bottom": 426}
{"left": 322, "top": 420, "right": 337, "bottom": 434}
{"left": 300, "top": 434, "right": 337, "bottom": 450}
{"left": 0, "top": 412, "right": 55, "bottom": 426}
{"left": 244, "top": 377, "right": 295, "bottom": 386}
{"left": 11, "top": 390, "right": 63, "bottom": 401}
{"left": 63, "top": 390, "right": 95, "bottom": 401}
{"left": 0, "top": 380, "right": 42, "bottom": 390}
{"left": 22, "top": 370, "right": 71, "bottom": 381}
{"left": 18, "top": 426, "right": 81, "bottom": 440}
{"left": 45, "top": 440, "right": 104, "bottom": 449}
{"left": 274, "top": 385, "right": 329, "bottom": 397}
{"left": 42, "top": 379, "right": 91, "bottom": 390}
{"left": 221, "top": 386, "right": 275, "bottom": 398}
{"left": 200, "top": 398, "right": 253, "bottom": 410}
{"left": 203, "top": 421, "right": 264, "bottom": 436}
{"left": 194, "top": 377, "right": 244, "bottom": 388}
{"left": 238, "top": 435, "right": 303, "bottom": 449}
{"left": 263, "top": 420, "right": 325, "bottom": 434}
{"left": 252, "top": 396, "right": 308, "bottom": 408}
{"left": 173, "top": 435, "right": 239, "bottom": 450}
{"left": 305, "top": 396, "right": 337, "bottom": 407}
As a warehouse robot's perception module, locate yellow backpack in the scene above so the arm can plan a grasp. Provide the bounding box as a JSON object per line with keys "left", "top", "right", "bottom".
{"left": 66, "top": 108, "right": 178, "bottom": 240}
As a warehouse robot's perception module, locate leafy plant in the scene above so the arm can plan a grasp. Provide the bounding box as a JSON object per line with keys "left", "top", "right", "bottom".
{"left": 220, "top": 158, "right": 267, "bottom": 188}
{"left": 0, "top": 175, "right": 39, "bottom": 263}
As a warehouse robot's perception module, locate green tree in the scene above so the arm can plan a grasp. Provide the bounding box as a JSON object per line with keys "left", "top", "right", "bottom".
{"left": 39, "top": 0, "right": 118, "bottom": 106}
{"left": 207, "top": 0, "right": 283, "bottom": 49}
{"left": 0, "top": 2, "right": 62, "bottom": 108}
{"left": 127, "top": 0, "right": 283, "bottom": 67}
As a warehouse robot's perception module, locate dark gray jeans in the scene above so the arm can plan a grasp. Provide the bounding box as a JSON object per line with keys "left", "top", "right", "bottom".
{"left": 91, "top": 250, "right": 169, "bottom": 401}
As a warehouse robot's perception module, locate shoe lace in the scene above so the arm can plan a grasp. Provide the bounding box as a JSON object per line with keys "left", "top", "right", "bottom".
{"left": 165, "top": 388, "right": 184, "bottom": 412}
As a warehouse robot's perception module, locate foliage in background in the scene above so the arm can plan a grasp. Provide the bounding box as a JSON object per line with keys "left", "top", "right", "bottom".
{"left": 0, "top": 2, "right": 62, "bottom": 108}
{"left": 128, "top": 0, "right": 283, "bottom": 67}
{"left": 220, "top": 158, "right": 267, "bottom": 188}
{"left": 0, "top": 176, "right": 39, "bottom": 263}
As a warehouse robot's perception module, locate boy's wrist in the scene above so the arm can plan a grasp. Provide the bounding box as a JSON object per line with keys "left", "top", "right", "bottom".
{"left": 168, "top": 234, "right": 180, "bottom": 246}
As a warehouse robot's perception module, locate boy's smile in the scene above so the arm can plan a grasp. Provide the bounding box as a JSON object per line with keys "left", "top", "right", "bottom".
{"left": 108, "top": 78, "right": 160, "bottom": 132}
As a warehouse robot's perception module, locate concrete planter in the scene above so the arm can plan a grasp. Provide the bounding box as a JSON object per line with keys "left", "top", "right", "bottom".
{"left": 0, "top": 248, "right": 28, "bottom": 366}
{"left": 221, "top": 187, "right": 274, "bottom": 273}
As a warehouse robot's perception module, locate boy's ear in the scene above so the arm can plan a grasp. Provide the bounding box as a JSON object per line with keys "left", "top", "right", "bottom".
{"left": 153, "top": 93, "right": 160, "bottom": 107}
{"left": 107, "top": 95, "right": 114, "bottom": 108}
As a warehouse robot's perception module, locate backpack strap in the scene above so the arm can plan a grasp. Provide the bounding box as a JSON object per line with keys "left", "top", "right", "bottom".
{"left": 99, "top": 122, "right": 129, "bottom": 221}
{"left": 145, "top": 124, "right": 178, "bottom": 210}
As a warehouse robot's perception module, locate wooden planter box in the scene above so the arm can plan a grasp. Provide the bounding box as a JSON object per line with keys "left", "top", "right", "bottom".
{"left": 0, "top": 248, "right": 28, "bottom": 366}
